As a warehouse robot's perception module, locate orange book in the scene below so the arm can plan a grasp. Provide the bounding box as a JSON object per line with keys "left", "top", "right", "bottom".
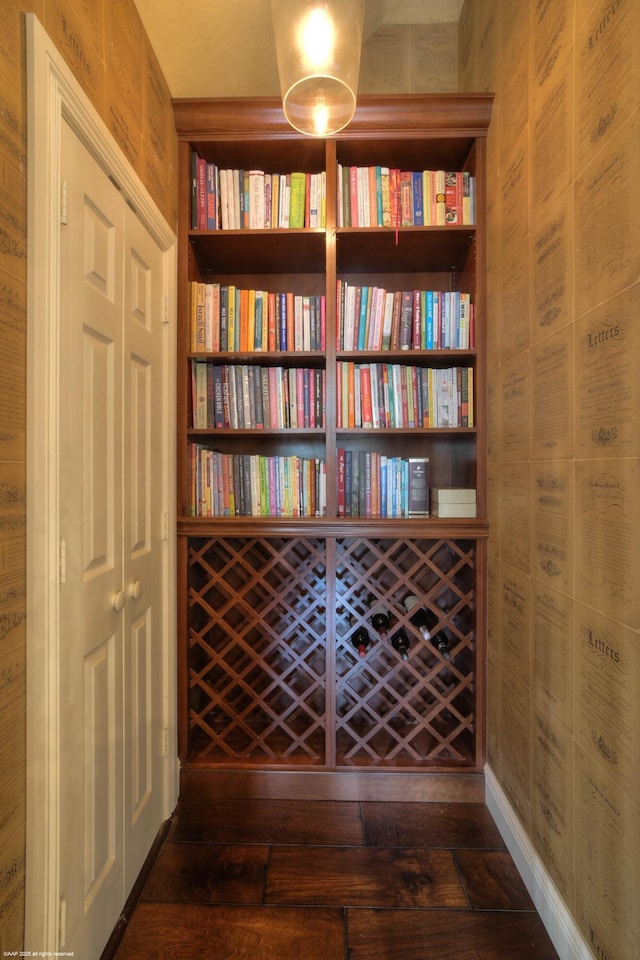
{"left": 369, "top": 451, "right": 377, "bottom": 517}
{"left": 360, "top": 365, "right": 373, "bottom": 428}
{"left": 286, "top": 291, "right": 295, "bottom": 352}
{"left": 247, "top": 288, "right": 256, "bottom": 351}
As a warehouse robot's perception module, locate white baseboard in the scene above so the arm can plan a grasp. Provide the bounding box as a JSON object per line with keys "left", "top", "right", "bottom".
{"left": 485, "top": 765, "right": 593, "bottom": 960}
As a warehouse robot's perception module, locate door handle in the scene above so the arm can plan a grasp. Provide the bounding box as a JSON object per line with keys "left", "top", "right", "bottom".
{"left": 129, "top": 580, "right": 142, "bottom": 600}
{"left": 111, "top": 590, "right": 126, "bottom": 612}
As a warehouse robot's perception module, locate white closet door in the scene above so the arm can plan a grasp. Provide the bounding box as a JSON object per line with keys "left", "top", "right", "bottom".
{"left": 57, "top": 118, "right": 167, "bottom": 958}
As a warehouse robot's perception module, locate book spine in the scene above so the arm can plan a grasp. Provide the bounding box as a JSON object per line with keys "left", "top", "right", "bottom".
{"left": 197, "top": 156, "right": 207, "bottom": 229}
{"left": 412, "top": 171, "right": 424, "bottom": 226}
{"left": 206, "top": 163, "right": 218, "bottom": 230}
{"left": 399, "top": 291, "right": 413, "bottom": 350}
{"left": 400, "top": 171, "right": 413, "bottom": 226}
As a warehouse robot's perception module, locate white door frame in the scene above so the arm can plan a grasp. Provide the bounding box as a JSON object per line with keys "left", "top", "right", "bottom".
{"left": 25, "top": 13, "right": 178, "bottom": 950}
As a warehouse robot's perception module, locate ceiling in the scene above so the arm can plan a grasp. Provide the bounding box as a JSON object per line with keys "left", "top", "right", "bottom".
{"left": 133, "top": 0, "right": 464, "bottom": 99}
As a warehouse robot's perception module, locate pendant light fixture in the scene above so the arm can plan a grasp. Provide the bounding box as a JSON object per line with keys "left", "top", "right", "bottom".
{"left": 271, "top": 0, "right": 365, "bottom": 137}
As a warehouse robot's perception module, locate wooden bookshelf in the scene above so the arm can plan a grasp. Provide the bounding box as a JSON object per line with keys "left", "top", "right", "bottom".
{"left": 173, "top": 95, "right": 492, "bottom": 797}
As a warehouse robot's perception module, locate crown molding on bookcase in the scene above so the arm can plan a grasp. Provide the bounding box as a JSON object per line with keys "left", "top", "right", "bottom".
{"left": 172, "top": 93, "right": 494, "bottom": 140}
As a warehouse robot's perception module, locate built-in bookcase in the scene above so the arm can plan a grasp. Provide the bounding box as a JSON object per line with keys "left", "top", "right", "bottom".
{"left": 174, "top": 95, "right": 492, "bottom": 792}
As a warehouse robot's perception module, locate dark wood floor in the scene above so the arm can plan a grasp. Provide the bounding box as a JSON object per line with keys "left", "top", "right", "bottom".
{"left": 112, "top": 798, "right": 560, "bottom": 960}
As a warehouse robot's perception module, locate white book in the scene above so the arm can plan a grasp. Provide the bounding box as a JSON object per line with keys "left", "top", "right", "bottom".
{"left": 249, "top": 170, "right": 265, "bottom": 229}
{"left": 231, "top": 169, "right": 241, "bottom": 229}
{"left": 344, "top": 283, "right": 356, "bottom": 351}
{"left": 309, "top": 173, "right": 319, "bottom": 228}
{"left": 357, "top": 166, "right": 369, "bottom": 227}
{"left": 219, "top": 168, "right": 230, "bottom": 229}
{"left": 369, "top": 286, "right": 385, "bottom": 350}
{"left": 302, "top": 295, "right": 311, "bottom": 351}
{"left": 294, "top": 295, "right": 304, "bottom": 352}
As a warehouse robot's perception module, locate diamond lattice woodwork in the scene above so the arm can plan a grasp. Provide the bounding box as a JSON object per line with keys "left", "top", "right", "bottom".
{"left": 335, "top": 538, "right": 476, "bottom": 768}
{"left": 188, "top": 536, "right": 327, "bottom": 764}
{"left": 186, "top": 535, "right": 477, "bottom": 769}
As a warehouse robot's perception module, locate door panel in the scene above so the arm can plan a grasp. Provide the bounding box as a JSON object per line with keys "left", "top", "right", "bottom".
{"left": 129, "top": 609, "right": 152, "bottom": 820}
{"left": 59, "top": 119, "right": 125, "bottom": 958}
{"left": 83, "top": 635, "right": 117, "bottom": 906}
{"left": 82, "top": 327, "right": 117, "bottom": 576}
{"left": 122, "top": 206, "right": 166, "bottom": 889}
{"left": 58, "top": 118, "right": 167, "bottom": 957}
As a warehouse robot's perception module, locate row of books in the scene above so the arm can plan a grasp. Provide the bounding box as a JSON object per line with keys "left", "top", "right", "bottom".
{"left": 337, "top": 166, "right": 476, "bottom": 228}
{"left": 189, "top": 282, "right": 326, "bottom": 354}
{"left": 190, "top": 445, "right": 326, "bottom": 517}
{"left": 336, "top": 283, "right": 474, "bottom": 351}
{"left": 337, "top": 452, "right": 428, "bottom": 519}
{"left": 191, "top": 151, "right": 326, "bottom": 230}
{"left": 337, "top": 363, "right": 473, "bottom": 429}
{"left": 192, "top": 361, "right": 326, "bottom": 430}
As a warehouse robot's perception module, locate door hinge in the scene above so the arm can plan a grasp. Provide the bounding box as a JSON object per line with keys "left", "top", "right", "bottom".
{"left": 59, "top": 538, "right": 67, "bottom": 584}
{"left": 163, "top": 295, "right": 170, "bottom": 325}
{"left": 161, "top": 728, "right": 170, "bottom": 756}
{"left": 60, "top": 178, "right": 68, "bottom": 226}
{"left": 58, "top": 897, "right": 67, "bottom": 949}
{"left": 162, "top": 512, "right": 169, "bottom": 541}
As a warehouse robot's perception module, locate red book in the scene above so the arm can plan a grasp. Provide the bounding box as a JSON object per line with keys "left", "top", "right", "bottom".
{"left": 412, "top": 289, "right": 422, "bottom": 349}
{"left": 445, "top": 171, "right": 463, "bottom": 224}
{"left": 197, "top": 156, "right": 207, "bottom": 230}
{"left": 400, "top": 171, "right": 413, "bottom": 226}
{"left": 389, "top": 168, "right": 401, "bottom": 228}
{"left": 349, "top": 166, "right": 359, "bottom": 228}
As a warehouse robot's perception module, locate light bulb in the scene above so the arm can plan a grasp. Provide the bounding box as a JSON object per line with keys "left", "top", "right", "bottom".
{"left": 299, "top": 7, "right": 334, "bottom": 70}
{"left": 313, "top": 98, "right": 329, "bottom": 136}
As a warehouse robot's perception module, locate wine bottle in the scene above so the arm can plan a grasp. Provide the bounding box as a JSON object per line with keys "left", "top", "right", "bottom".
{"left": 369, "top": 600, "right": 391, "bottom": 640}
{"left": 404, "top": 594, "right": 438, "bottom": 640}
{"left": 391, "top": 627, "right": 410, "bottom": 661}
{"left": 430, "top": 629, "right": 451, "bottom": 660}
{"left": 351, "top": 624, "right": 371, "bottom": 658}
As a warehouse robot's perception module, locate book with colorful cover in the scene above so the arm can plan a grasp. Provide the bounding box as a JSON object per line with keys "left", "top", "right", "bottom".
{"left": 289, "top": 171, "right": 307, "bottom": 228}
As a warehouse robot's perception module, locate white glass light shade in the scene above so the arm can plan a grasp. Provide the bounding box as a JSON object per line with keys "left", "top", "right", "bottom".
{"left": 271, "top": 0, "right": 365, "bottom": 136}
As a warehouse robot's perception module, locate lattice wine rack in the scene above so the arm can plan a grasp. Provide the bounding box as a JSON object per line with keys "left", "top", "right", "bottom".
{"left": 185, "top": 535, "right": 478, "bottom": 770}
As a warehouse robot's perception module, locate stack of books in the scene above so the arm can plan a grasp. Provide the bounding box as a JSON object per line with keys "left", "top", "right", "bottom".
{"left": 430, "top": 488, "right": 477, "bottom": 518}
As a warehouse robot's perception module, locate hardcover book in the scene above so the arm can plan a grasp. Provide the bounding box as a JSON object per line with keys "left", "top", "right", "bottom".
{"left": 408, "top": 458, "right": 430, "bottom": 516}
